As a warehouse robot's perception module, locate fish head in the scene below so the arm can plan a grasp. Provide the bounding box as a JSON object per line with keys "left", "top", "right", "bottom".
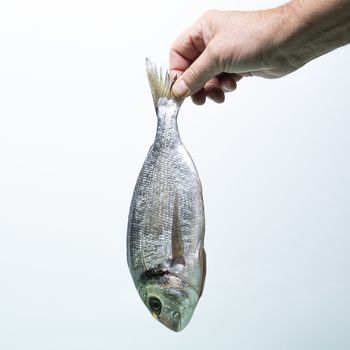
{"left": 138, "top": 271, "right": 198, "bottom": 332}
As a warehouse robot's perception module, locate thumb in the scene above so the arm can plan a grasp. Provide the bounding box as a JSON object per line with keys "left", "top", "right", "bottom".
{"left": 172, "top": 47, "right": 220, "bottom": 97}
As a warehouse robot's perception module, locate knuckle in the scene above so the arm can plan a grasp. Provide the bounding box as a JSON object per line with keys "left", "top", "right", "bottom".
{"left": 202, "top": 9, "right": 219, "bottom": 19}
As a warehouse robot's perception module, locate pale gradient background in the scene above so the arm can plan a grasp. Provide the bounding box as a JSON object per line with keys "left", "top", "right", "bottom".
{"left": 0, "top": 1, "right": 349, "bottom": 349}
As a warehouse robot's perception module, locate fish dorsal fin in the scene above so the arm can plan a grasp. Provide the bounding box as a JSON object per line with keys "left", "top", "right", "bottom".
{"left": 146, "top": 58, "right": 184, "bottom": 107}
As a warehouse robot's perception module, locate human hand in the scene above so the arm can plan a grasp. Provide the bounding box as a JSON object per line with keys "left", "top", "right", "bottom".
{"left": 169, "top": 6, "right": 299, "bottom": 105}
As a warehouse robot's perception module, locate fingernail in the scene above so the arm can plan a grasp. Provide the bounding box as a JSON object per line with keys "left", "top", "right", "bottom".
{"left": 172, "top": 80, "right": 189, "bottom": 97}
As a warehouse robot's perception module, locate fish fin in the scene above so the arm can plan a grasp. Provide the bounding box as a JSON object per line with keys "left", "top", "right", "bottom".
{"left": 171, "top": 256, "right": 185, "bottom": 266}
{"left": 171, "top": 256, "right": 185, "bottom": 274}
{"left": 171, "top": 198, "right": 185, "bottom": 262}
{"left": 146, "top": 58, "right": 184, "bottom": 107}
{"left": 198, "top": 247, "right": 206, "bottom": 298}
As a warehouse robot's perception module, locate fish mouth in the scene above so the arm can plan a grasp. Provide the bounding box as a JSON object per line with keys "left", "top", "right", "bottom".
{"left": 159, "top": 311, "right": 182, "bottom": 332}
{"left": 172, "top": 311, "right": 182, "bottom": 332}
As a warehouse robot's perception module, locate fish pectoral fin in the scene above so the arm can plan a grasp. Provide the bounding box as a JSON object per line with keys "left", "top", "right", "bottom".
{"left": 171, "top": 198, "right": 184, "bottom": 262}
{"left": 171, "top": 255, "right": 185, "bottom": 267}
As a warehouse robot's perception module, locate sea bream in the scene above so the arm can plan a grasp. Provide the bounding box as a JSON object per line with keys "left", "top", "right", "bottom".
{"left": 127, "top": 59, "right": 206, "bottom": 332}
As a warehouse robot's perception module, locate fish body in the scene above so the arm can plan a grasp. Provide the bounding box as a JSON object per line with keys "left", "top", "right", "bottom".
{"left": 127, "top": 60, "right": 206, "bottom": 332}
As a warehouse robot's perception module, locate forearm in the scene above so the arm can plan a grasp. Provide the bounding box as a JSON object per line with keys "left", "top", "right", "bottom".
{"left": 276, "top": 0, "right": 350, "bottom": 68}
{"left": 169, "top": 1, "right": 350, "bottom": 101}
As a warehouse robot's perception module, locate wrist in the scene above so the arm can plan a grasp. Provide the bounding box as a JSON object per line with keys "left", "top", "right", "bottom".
{"left": 270, "top": 0, "right": 350, "bottom": 72}
{"left": 266, "top": 3, "right": 306, "bottom": 73}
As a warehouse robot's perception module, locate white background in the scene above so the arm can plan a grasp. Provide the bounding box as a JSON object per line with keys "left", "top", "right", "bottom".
{"left": 0, "top": 1, "right": 349, "bottom": 349}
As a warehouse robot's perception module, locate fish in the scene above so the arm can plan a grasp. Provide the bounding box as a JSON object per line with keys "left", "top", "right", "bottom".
{"left": 126, "top": 59, "right": 206, "bottom": 332}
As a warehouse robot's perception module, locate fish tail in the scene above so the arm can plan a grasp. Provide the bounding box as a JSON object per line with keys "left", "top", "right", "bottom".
{"left": 146, "top": 58, "right": 184, "bottom": 107}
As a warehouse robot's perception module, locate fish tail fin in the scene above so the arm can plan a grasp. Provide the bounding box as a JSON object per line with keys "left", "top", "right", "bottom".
{"left": 146, "top": 58, "right": 184, "bottom": 107}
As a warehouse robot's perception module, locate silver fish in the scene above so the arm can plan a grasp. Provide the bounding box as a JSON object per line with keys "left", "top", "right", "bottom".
{"left": 127, "top": 59, "right": 206, "bottom": 332}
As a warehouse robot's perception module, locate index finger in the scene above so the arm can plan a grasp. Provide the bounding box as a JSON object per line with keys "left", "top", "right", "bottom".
{"left": 169, "top": 23, "right": 206, "bottom": 79}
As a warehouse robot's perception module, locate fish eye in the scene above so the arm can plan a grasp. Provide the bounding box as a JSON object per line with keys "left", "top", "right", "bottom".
{"left": 148, "top": 297, "right": 162, "bottom": 315}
